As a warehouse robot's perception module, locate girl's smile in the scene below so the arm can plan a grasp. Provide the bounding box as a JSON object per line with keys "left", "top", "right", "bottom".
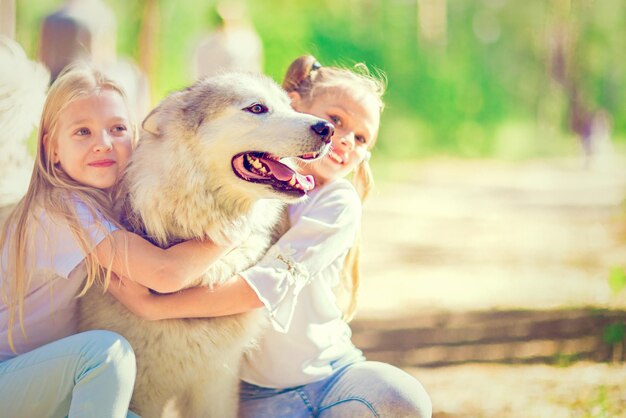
{"left": 88, "top": 159, "right": 116, "bottom": 167}
{"left": 328, "top": 150, "right": 345, "bottom": 164}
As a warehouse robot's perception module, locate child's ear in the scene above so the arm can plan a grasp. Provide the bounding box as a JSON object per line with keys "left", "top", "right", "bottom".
{"left": 287, "top": 91, "right": 303, "bottom": 111}
{"left": 43, "top": 134, "right": 59, "bottom": 164}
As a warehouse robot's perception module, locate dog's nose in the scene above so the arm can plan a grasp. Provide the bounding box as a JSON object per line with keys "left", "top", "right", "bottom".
{"left": 311, "top": 121, "right": 334, "bottom": 144}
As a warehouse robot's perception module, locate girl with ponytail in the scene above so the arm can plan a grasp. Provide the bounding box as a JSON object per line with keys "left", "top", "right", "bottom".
{"left": 110, "top": 55, "right": 432, "bottom": 418}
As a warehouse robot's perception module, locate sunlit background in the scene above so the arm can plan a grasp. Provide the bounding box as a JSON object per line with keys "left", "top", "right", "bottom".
{"left": 3, "top": 0, "right": 626, "bottom": 416}
{"left": 12, "top": 0, "right": 626, "bottom": 159}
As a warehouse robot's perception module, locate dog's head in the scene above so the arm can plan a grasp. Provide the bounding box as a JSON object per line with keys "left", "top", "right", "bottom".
{"left": 138, "top": 72, "right": 332, "bottom": 203}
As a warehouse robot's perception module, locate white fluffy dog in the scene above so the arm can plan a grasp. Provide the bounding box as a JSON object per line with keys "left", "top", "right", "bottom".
{"left": 79, "top": 72, "right": 333, "bottom": 418}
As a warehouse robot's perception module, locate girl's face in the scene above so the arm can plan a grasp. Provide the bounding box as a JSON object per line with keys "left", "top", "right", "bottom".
{"left": 293, "top": 89, "right": 380, "bottom": 188}
{"left": 50, "top": 89, "right": 133, "bottom": 190}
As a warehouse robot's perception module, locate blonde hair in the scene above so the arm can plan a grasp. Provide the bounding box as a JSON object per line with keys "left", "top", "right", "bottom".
{"left": 0, "top": 63, "right": 137, "bottom": 352}
{"left": 283, "top": 55, "right": 385, "bottom": 321}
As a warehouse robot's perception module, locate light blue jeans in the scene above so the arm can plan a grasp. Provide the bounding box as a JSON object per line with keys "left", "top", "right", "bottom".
{"left": 0, "top": 330, "right": 138, "bottom": 418}
{"left": 239, "top": 360, "right": 432, "bottom": 418}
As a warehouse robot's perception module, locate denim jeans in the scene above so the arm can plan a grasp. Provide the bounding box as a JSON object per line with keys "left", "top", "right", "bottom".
{"left": 239, "top": 360, "right": 432, "bottom": 418}
{"left": 0, "top": 330, "right": 137, "bottom": 418}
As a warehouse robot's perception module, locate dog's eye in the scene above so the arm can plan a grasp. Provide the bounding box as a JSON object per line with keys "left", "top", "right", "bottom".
{"left": 244, "top": 103, "right": 268, "bottom": 114}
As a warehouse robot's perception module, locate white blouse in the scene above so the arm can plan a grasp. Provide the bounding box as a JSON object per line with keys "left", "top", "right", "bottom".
{"left": 0, "top": 200, "right": 116, "bottom": 361}
{"left": 240, "top": 178, "right": 365, "bottom": 388}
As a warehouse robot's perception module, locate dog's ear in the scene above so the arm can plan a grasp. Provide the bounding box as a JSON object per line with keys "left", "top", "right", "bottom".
{"left": 142, "top": 107, "right": 161, "bottom": 137}
{"left": 143, "top": 90, "right": 189, "bottom": 137}
{"left": 180, "top": 86, "right": 214, "bottom": 133}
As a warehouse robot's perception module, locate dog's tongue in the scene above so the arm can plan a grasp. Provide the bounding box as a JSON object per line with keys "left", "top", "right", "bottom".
{"left": 262, "top": 158, "right": 315, "bottom": 191}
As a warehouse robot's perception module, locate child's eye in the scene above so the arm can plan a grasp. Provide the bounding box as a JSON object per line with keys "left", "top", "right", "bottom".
{"left": 75, "top": 127, "right": 91, "bottom": 136}
{"left": 112, "top": 124, "right": 128, "bottom": 134}
{"left": 328, "top": 115, "right": 343, "bottom": 127}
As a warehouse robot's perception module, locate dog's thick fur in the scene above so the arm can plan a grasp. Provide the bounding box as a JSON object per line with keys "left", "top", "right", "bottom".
{"left": 79, "top": 73, "right": 331, "bottom": 418}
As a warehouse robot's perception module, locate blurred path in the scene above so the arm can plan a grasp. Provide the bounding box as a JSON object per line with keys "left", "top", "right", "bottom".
{"left": 353, "top": 157, "right": 626, "bottom": 417}
{"left": 358, "top": 157, "right": 626, "bottom": 317}
{"left": 411, "top": 362, "right": 626, "bottom": 418}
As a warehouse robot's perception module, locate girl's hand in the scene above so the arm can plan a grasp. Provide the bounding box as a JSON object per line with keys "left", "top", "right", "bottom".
{"left": 107, "top": 274, "right": 158, "bottom": 320}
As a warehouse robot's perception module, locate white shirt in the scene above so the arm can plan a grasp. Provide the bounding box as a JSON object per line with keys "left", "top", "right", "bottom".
{"left": 0, "top": 200, "right": 116, "bottom": 361}
{"left": 240, "top": 178, "right": 364, "bottom": 388}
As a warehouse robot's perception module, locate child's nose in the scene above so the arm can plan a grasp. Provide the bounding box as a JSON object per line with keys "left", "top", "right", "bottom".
{"left": 93, "top": 131, "right": 113, "bottom": 151}
{"left": 339, "top": 132, "right": 355, "bottom": 150}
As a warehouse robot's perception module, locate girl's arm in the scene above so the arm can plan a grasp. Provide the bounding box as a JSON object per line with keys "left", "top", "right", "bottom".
{"left": 108, "top": 181, "right": 360, "bottom": 324}
{"left": 238, "top": 181, "right": 361, "bottom": 330}
{"left": 93, "top": 230, "right": 233, "bottom": 294}
{"left": 108, "top": 274, "right": 263, "bottom": 320}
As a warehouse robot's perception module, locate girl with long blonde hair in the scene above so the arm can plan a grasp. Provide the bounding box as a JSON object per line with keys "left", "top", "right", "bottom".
{"left": 109, "top": 55, "right": 432, "bottom": 418}
{"left": 0, "top": 64, "right": 231, "bottom": 418}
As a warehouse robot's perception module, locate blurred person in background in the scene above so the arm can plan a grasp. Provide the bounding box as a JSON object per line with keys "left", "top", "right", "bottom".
{"left": 39, "top": 0, "right": 150, "bottom": 121}
{"left": 191, "top": 0, "right": 263, "bottom": 80}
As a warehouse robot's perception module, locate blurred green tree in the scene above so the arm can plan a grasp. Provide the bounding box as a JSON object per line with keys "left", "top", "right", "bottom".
{"left": 14, "top": 0, "right": 626, "bottom": 158}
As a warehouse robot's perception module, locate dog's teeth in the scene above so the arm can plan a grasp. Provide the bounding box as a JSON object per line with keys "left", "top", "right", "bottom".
{"left": 288, "top": 175, "right": 296, "bottom": 186}
{"left": 246, "top": 155, "right": 265, "bottom": 172}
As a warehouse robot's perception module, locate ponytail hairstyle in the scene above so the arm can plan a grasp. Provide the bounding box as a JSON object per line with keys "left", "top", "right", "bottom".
{"left": 0, "top": 63, "right": 137, "bottom": 352}
{"left": 283, "top": 55, "right": 385, "bottom": 321}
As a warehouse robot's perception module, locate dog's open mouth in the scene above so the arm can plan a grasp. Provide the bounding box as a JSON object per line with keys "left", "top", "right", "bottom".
{"left": 232, "top": 152, "right": 316, "bottom": 196}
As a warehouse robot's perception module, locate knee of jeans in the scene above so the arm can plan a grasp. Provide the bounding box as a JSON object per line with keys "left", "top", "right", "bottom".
{"left": 360, "top": 363, "right": 433, "bottom": 418}
{"left": 82, "top": 330, "right": 136, "bottom": 374}
{"left": 409, "top": 388, "right": 433, "bottom": 418}
{"left": 387, "top": 381, "right": 433, "bottom": 418}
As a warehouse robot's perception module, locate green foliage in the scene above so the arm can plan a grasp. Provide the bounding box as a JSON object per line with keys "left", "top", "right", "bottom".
{"left": 14, "top": 0, "right": 626, "bottom": 158}
{"left": 550, "top": 352, "right": 580, "bottom": 367}
{"left": 608, "top": 267, "right": 626, "bottom": 295}
{"left": 602, "top": 322, "right": 625, "bottom": 345}
{"left": 570, "top": 386, "right": 623, "bottom": 418}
